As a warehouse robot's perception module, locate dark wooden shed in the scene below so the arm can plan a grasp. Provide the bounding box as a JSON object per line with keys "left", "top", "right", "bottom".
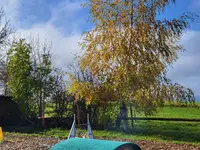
{"left": 0, "top": 95, "right": 22, "bottom": 126}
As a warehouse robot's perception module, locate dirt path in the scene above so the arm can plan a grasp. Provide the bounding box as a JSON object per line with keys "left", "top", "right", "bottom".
{"left": 0, "top": 134, "right": 199, "bottom": 150}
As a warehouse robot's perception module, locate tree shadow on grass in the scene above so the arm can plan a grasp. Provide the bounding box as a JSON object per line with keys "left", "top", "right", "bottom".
{"left": 126, "top": 120, "right": 200, "bottom": 143}
{"left": 3, "top": 121, "right": 200, "bottom": 144}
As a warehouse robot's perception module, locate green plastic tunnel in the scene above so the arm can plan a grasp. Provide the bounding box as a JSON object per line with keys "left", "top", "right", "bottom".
{"left": 50, "top": 138, "right": 141, "bottom": 150}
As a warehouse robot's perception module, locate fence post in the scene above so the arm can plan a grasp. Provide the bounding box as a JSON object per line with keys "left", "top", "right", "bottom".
{"left": 134, "top": 107, "right": 136, "bottom": 123}
{"left": 130, "top": 105, "right": 134, "bottom": 128}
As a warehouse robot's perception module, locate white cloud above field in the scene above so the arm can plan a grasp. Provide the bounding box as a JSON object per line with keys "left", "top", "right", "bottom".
{"left": 167, "top": 31, "right": 200, "bottom": 96}
{"left": 16, "top": 24, "right": 81, "bottom": 69}
{"left": 1, "top": 0, "right": 85, "bottom": 70}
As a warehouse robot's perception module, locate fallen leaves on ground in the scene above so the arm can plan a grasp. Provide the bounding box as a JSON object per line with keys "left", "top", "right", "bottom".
{"left": 0, "top": 134, "right": 199, "bottom": 150}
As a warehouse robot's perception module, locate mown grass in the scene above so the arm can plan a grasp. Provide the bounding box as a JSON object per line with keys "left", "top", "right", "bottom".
{"left": 4, "top": 120, "right": 200, "bottom": 145}
{"left": 3, "top": 104, "right": 200, "bottom": 145}
{"left": 132, "top": 106, "right": 200, "bottom": 119}
{"left": 45, "top": 102, "right": 200, "bottom": 118}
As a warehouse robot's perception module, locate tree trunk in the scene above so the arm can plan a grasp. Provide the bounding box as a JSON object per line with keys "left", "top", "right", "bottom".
{"left": 39, "top": 90, "right": 42, "bottom": 117}
{"left": 39, "top": 90, "right": 44, "bottom": 119}
{"left": 116, "top": 116, "right": 121, "bottom": 129}
{"left": 130, "top": 105, "right": 134, "bottom": 129}
{"left": 116, "top": 102, "right": 128, "bottom": 131}
{"left": 77, "top": 103, "right": 80, "bottom": 128}
{"left": 122, "top": 104, "right": 128, "bottom": 131}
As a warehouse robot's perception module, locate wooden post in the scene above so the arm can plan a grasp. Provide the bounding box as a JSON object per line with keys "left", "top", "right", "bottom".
{"left": 134, "top": 107, "right": 136, "bottom": 123}
{"left": 130, "top": 105, "right": 134, "bottom": 128}
{"left": 42, "top": 116, "right": 46, "bottom": 129}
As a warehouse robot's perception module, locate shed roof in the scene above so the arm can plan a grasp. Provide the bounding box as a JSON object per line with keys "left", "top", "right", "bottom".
{"left": 50, "top": 138, "right": 141, "bottom": 150}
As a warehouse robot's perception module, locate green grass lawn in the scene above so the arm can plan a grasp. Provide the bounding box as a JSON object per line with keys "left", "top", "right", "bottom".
{"left": 4, "top": 120, "right": 200, "bottom": 145}
{"left": 44, "top": 121, "right": 200, "bottom": 144}
{"left": 132, "top": 106, "right": 200, "bottom": 119}
{"left": 4, "top": 104, "right": 200, "bottom": 145}
{"left": 45, "top": 102, "right": 200, "bottom": 118}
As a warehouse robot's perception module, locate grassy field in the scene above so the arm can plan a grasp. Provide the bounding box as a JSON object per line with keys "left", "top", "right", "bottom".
{"left": 4, "top": 120, "right": 200, "bottom": 145}
{"left": 3, "top": 104, "right": 200, "bottom": 146}
{"left": 45, "top": 102, "right": 200, "bottom": 118}
{"left": 132, "top": 106, "right": 200, "bottom": 119}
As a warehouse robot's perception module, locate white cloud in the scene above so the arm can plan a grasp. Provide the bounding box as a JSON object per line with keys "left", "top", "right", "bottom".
{"left": 48, "top": 0, "right": 86, "bottom": 33}
{"left": 167, "top": 30, "right": 200, "bottom": 96}
{"left": 4, "top": 0, "right": 84, "bottom": 70}
{"left": 16, "top": 23, "right": 81, "bottom": 70}
{"left": 0, "top": 0, "right": 20, "bottom": 26}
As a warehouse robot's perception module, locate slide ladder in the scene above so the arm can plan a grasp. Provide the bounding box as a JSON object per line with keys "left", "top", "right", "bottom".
{"left": 68, "top": 114, "right": 94, "bottom": 139}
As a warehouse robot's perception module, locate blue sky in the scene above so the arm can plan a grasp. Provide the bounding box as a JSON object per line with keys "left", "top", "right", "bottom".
{"left": 1, "top": 0, "right": 200, "bottom": 100}
{"left": 15, "top": 0, "right": 200, "bottom": 31}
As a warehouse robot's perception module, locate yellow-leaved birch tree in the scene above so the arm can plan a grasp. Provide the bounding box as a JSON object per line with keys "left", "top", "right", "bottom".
{"left": 69, "top": 0, "right": 196, "bottom": 122}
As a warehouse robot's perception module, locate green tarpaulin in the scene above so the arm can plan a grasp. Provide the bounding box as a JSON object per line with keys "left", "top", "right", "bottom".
{"left": 50, "top": 138, "right": 141, "bottom": 150}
